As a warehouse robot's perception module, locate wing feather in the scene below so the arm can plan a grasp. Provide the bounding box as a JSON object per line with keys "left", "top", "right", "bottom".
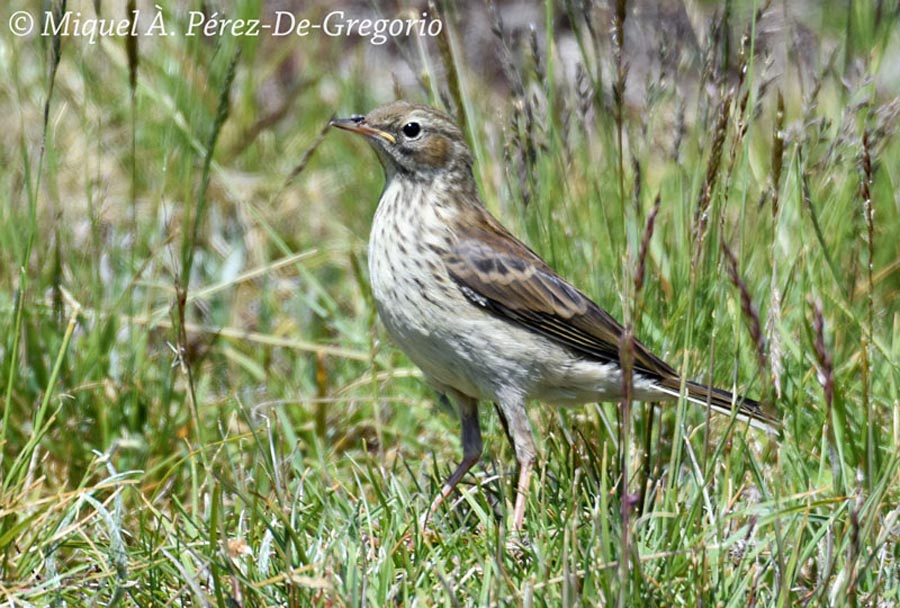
{"left": 445, "top": 213, "right": 676, "bottom": 381}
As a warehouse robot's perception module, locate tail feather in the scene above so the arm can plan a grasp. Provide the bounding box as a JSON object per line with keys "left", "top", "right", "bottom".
{"left": 657, "top": 378, "right": 778, "bottom": 433}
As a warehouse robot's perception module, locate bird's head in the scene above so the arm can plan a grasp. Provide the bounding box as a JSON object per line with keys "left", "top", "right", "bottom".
{"left": 330, "top": 101, "right": 473, "bottom": 181}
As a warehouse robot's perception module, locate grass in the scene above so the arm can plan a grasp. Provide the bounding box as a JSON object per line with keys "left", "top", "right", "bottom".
{"left": 1, "top": 0, "right": 900, "bottom": 605}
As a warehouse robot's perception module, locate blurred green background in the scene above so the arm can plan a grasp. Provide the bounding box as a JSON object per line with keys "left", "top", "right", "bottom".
{"left": 1, "top": 0, "right": 899, "bottom": 605}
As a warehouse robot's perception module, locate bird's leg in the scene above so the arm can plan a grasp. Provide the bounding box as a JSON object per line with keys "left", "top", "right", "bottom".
{"left": 423, "top": 394, "right": 481, "bottom": 526}
{"left": 496, "top": 394, "right": 536, "bottom": 533}
{"left": 512, "top": 457, "right": 534, "bottom": 532}
{"left": 493, "top": 402, "right": 515, "bottom": 453}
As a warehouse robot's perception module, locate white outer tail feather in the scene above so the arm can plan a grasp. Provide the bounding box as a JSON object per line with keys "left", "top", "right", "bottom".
{"left": 654, "top": 385, "right": 777, "bottom": 434}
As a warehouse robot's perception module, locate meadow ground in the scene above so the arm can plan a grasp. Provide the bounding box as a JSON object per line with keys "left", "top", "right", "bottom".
{"left": 1, "top": 0, "right": 899, "bottom": 605}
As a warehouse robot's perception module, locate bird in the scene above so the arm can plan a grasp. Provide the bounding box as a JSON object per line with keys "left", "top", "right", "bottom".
{"left": 330, "top": 100, "right": 776, "bottom": 531}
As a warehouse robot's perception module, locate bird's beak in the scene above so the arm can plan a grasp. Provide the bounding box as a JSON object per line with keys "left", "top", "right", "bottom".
{"left": 330, "top": 116, "right": 396, "bottom": 144}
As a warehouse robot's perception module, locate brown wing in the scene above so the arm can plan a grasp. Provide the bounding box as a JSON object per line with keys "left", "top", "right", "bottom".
{"left": 444, "top": 210, "right": 677, "bottom": 381}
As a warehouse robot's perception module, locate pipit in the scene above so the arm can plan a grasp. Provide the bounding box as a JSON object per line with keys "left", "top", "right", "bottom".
{"left": 331, "top": 101, "right": 776, "bottom": 531}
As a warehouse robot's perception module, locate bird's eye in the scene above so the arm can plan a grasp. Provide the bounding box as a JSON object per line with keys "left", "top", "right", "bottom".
{"left": 402, "top": 122, "right": 421, "bottom": 138}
